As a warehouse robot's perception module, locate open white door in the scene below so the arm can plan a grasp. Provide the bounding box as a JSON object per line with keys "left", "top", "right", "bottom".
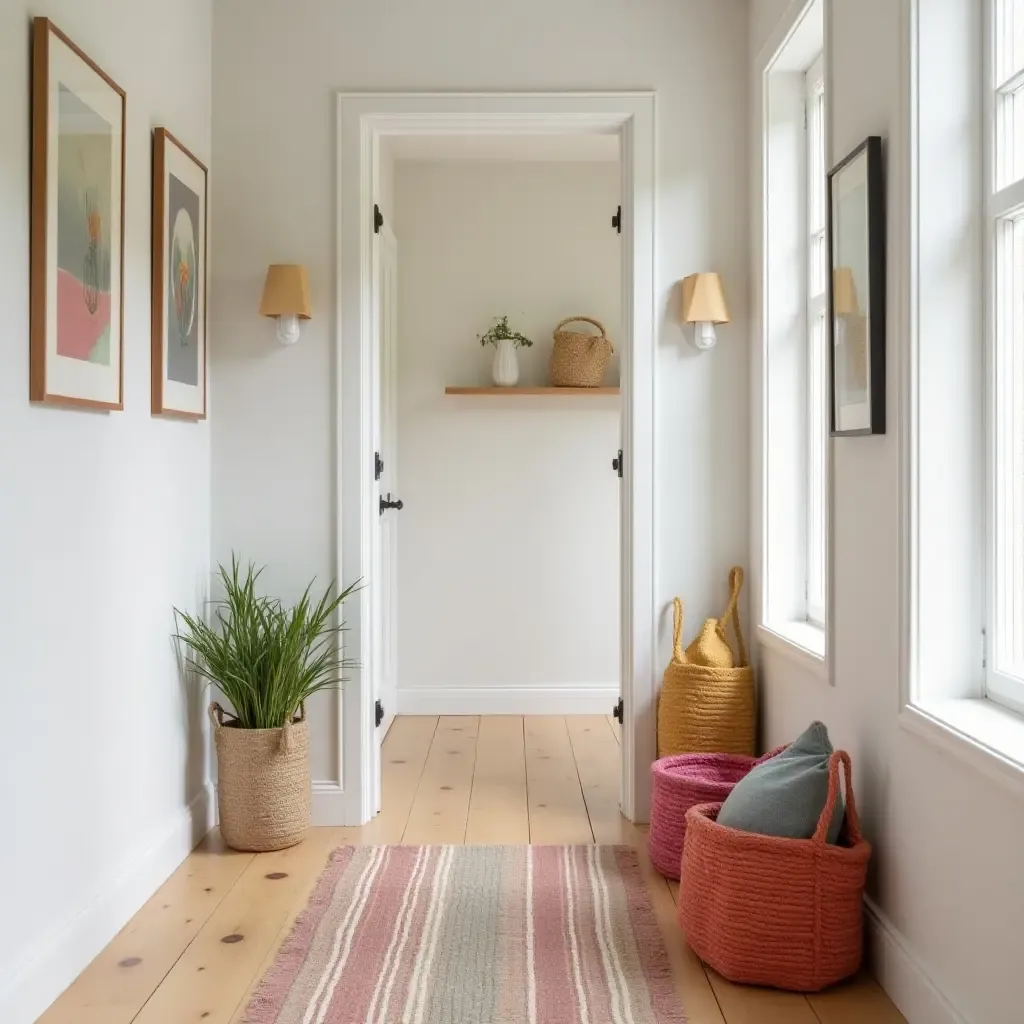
{"left": 371, "top": 221, "right": 400, "bottom": 813}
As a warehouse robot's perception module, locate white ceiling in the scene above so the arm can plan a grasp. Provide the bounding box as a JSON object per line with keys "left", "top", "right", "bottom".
{"left": 383, "top": 133, "right": 620, "bottom": 163}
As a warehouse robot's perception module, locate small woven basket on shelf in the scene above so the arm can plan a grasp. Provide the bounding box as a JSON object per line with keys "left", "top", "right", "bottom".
{"left": 549, "top": 317, "right": 614, "bottom": 387}
{"left": 656, "top": 567, "right": 756, "bottom": 758}
{"left": 679, "top": 751, "right": 872, "bottom": 992}
{"left": 210, "top": 702, "right": 311, "bottom": 852}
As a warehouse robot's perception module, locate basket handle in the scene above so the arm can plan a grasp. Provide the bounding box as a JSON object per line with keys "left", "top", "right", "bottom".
{"left": 812, "top": 750, "right": 862, "bottom": 845}
{"left": 672, "top": 598, "right": 686, "bottom": 662}
{"left": 715, "top": 566, "right": 748, "bottom": 668}
{"left": 279, "top": 702, "right": 306, "bottom": 754}
{"left": 555, "top": 316, "right": 607, "bottom": 338}
{"left": 208, "top": 701, "right": 236, "bottom": 730}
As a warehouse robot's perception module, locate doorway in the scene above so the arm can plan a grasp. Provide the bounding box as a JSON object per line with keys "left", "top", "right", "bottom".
{"left": 335, "top": 93, "right": 656, "bottom": 827}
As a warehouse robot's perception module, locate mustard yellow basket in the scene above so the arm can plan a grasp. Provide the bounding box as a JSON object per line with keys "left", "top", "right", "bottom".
{"left": 657, "top": 567, "right": 756, "bottom": 758}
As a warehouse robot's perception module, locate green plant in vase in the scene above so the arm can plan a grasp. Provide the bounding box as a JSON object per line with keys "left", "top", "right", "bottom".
{"left": 478, "top": 315, "right": 533, "bottom": 387}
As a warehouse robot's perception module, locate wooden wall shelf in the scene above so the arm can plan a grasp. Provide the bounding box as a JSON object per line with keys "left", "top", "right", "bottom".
{"left": 445, "top": 386, "right": 620, "bottom": 396}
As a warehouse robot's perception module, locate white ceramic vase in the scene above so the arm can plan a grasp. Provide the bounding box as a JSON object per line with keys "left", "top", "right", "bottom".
{"left": 492, "top": 337, "right": 520, "bottom": 387}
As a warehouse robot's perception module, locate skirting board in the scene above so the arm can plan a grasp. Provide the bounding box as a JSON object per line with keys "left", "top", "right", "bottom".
{"left": 864, "top": 897, "right": 970, "bottom": 1024}
{"left": 0, "top": 783, "right": 215, "bottom": 1024}
{"left": 397, "top": 685, "right": 618, "bottom": 716}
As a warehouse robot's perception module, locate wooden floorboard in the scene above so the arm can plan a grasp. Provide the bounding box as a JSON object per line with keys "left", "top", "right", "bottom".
{"left": 38, "top": 832, "right": 253, "bottom": 1024}
{"left": 807, "top": 973, "right": 907, "bottom": 1023}
{"left": 465, "top": 715, "right": 530, "bottom": 843}
{"left": 39, "top": 714, "right": 904, "bottom": 1024}
{"left": 134, "top": 828, "right": 356, "bottom": 1024}
{"left": 524, "top": 714, "right": 594, "bottom": 843}
{"left": 401, "top": 714, "right": 479, "bottom": 843}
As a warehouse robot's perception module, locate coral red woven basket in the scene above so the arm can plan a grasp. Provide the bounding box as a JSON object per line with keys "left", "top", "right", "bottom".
{"left": 649, "top": 753, "right": 758, "bottom": 880}
{"left": 678, "top": 751, "right": 871, "bottom": 992}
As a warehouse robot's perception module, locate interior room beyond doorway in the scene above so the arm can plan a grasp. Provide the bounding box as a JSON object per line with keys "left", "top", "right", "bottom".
{"left": 380, "top": 132, "right": 623, "bottom": 721}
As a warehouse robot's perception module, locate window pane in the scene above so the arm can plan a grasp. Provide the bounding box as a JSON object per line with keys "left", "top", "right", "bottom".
{"left": 994, "top": 213, "right": 1024, "bottom": 678}
{"left": 808, "top": 87, "right": 826, "bottom": 233}
{"left": 810, "top": 230, "right": 827, "bottom": 300}
{"left": 996, "top": 0, "right": 1024, "bottom": 84}
{"left": 805, "top": 59, "right": 827, "bottom": 627}
{"left": 807, "top": 309, "right": 828, "bottom": 624}
{"left": 996, "top": 81, "right": 1024, "bottom": 189}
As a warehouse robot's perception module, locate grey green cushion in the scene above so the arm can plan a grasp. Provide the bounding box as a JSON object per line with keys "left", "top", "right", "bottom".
{"left": 716, "top": 721, "right": 844, "bottom": 843}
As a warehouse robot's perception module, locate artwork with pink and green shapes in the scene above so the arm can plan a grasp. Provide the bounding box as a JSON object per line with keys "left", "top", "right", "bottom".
{"left": 56, "top": 83, "right": 112, "bottom": 365}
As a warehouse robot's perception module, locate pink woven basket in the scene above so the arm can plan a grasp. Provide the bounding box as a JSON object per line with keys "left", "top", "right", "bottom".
{"left": 648, "top": 753, "right": 757, "bottom": 879}
{"left": 678, "top": 750, "right": 871, "bottom": 993}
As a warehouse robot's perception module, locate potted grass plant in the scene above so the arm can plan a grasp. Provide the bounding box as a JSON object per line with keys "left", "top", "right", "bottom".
{"left": 176, "top": 557, "right": 358, "bottom": 852}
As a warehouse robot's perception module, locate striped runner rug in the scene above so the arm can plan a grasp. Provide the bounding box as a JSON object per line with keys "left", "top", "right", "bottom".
{"left": 242, "top": 845, "right": 685, "bottom": 1023}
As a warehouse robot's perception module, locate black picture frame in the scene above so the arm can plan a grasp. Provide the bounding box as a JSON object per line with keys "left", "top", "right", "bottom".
{"left": 827, "top": 135, "right": 886, "bottom": 436}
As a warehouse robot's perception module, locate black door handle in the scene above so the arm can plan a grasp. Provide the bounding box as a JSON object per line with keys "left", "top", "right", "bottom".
{"left": 379, "top": 493, "right": 404, "bottom": 514}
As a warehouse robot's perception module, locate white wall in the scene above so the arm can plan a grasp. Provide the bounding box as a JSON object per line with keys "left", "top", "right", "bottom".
{"left": 0, "top": 2, "right": 213, "bottom": 1021}
{"left": 751, "top": 2, "right": 1024, "bottom": 1022}
{"left": 211, "top": 0, "right": 751, "bottom": 785}
{"left": 393, "top": 160, "right": 620, "bottom": 710}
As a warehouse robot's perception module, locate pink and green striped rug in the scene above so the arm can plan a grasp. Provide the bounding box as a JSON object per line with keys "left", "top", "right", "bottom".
{"left": 242, "top": 845, "right": 685, "bottom": 1023}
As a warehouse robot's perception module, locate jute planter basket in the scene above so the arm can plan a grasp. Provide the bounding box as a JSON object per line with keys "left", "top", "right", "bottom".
{"left": 549, "top": 317, "right": 614, "bottom": 387}
{"left": 656, "top": 567, "right": 756, "bottom": 758}
{"left": 210, "top": 702, "right": 311, "bottom": 852}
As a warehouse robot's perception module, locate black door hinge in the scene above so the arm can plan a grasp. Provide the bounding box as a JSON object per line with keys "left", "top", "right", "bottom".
{"left": 612, "top": 697, "right": 623, "bottom": 723}
{"left": 612, "top": 449, "right": 623, "bottom": 478}
{"left": 612, "top": 205, "right": 622, "bottom": 233}
{"left": 374, "top": 204, "right": 384, "bottom": 234}
{"left": 375, "top": 452, "right": 384, "bottom": 481}
{"left": 375, "top": 699, "right": 385, "bottom": 728}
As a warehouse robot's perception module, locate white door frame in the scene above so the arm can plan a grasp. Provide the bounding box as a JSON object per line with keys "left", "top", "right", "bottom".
{"left": 334, "top": 91, "right": 657, "bottom": 827}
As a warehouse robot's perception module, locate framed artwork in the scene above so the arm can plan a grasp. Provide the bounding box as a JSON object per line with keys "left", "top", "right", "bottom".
{"left": 152, "top": 128, "right": 207, "bottom": 418}
{"left": 827, "top": 135, "right": 886, "bottom": 436}
{"left": 30, "top": 18, "right": 126, "bottom": 409}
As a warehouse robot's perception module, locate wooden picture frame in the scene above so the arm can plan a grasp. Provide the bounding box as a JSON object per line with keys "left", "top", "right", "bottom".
{"left": 30, "top": 17, "right": 126, "bottom": 409}
{"left": 827, "top": 135, "right": 886, "bottom": 436}
{"left": 151, "top": 128, "right": 208, "bottom": 419}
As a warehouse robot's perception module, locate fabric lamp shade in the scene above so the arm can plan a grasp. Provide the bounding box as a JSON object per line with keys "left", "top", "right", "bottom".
{"left": 832, "top": 267, "right": 860, "bottom": 316}
{"left": 259, "top": 265, "right": 312, "bottom": 320}
{"left": 681, "top": 272, "right": 730, "bottom": 325}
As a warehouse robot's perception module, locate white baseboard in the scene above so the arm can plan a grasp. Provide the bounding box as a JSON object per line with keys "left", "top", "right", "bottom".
{"left": 397, "top": 685, "right": 618, "bottom": 716}
{"left": 0, "top": 783, "right": 215, "bottom": 1024}
{"left": 865, "top": 897, "right": 970, "bottom": 1024}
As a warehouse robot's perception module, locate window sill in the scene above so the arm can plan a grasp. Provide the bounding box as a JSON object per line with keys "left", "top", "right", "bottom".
{"left": 900, "top": 698, "right": 1024, "bottom": 802}
{"left": 757, "top": 621, "right": 827, "bottom": 681}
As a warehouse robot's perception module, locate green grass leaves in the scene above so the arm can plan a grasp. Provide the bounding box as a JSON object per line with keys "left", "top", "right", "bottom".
{"left": 175, "top": 556, "right": 359, "bottom": 730}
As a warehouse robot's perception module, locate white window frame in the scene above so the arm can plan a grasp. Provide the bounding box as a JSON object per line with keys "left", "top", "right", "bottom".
{"left": 900, "top": 0, "right": 1024, "bottom": 797}
{"left": 754, "top": 0, "right": 828, "bottom": 675}
{"left": 987, "top": 0, "right": 1024, "bottom": 716}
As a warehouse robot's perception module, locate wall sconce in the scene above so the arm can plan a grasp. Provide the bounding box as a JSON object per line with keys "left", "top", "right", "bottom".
{"left": 259, "top": 264, "right": 311, "bottom": 345}
{"left": 681, "top": 272, "right": 730, "bottom": 351}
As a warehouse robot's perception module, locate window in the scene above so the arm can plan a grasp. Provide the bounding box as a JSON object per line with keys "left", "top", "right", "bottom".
{"left": 758, "top": 0, "right": 826, "bottom": 665}
{"left": 806, "top": 56, "right": 827, "bottom": 628}
{"left": 901, "top": 0, "right": 1024, "bottom": 781}
{"left": 989, "top": 0, "right": 1024, "bottom": 713}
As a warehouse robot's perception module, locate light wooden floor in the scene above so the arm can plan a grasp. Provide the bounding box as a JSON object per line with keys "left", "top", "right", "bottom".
{"left": 40, "top": 715, "right": 905, "bottom": 1023}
